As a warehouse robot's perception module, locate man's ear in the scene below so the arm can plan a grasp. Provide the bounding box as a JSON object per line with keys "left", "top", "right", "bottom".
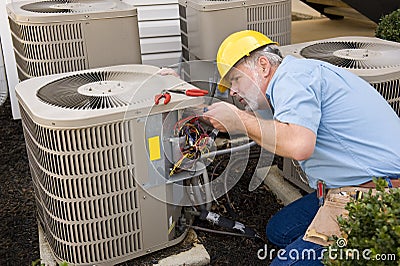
{"left": 258, "top": 56, "right": 271, "bottom": 78}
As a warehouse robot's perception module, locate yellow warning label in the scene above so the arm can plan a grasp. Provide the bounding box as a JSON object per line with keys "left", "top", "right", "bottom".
{"left": 148, "top": 136, "right": 161, "bottom": 161}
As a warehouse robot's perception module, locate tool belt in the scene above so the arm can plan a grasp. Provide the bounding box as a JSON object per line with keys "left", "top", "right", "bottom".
{"left": 303, "top": 179, "right": 399, "bottom": 246}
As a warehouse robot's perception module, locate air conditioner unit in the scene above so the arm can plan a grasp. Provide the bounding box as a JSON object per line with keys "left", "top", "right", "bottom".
{"left": 280, "top": 36, "right": 400, "bottom": 117}
{"left": 179, "top": 0, "right": 292, "bottom": 62}
{"left": 0, "top": 42, "right": 7, "bottom": 106}
{"left": 15, "top": 64, "right": 206, "bottom": 265}
{"left": 7, "top": 0, "right": 142, "bottom": 81}
{"left": 279, "top": 36, "right": 400, "bottom": 192}
{"left": 177, "top": 0, "right": 291, "bottom": 101}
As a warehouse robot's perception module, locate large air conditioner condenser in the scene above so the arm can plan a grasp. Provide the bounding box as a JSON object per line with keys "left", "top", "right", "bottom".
{"left": 179, "top": 0, "right": 292, "bottom": 62}
{"left": 177, "top": 0, "right": 291, "bottom": 101}
{"left": 16, "top": 64, "right": 206, "bottom": 265}
{"left": 7, "top": 0, "right": 142, "bottom": 81}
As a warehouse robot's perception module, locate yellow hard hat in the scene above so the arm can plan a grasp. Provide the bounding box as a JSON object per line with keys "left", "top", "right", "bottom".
{"left": 216, "top": 30, "right": 278, "bottom": 92}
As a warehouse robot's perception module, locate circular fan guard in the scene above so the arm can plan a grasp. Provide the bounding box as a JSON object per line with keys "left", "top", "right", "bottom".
{"left": 300, "top": 41, "right": 400, "bottom": 69}
{"left": 37, "top": 71, "right": 151, "bottom": 110}
{"left": 21, "top": 0, "right": 115, "bottom": 14}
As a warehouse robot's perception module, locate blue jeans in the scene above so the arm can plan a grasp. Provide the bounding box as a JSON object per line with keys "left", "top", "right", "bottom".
{"left": 266, "top": 192, "right": 324, "bottom": 265}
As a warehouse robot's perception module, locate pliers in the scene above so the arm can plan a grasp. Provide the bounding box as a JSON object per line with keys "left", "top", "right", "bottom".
{"left": 154, "top": 88, "right": 208, "bottom": 105}
{"left": 168, "top": 88, "right": 208, "bottom": 97}
{"left": 154, "top": 90, "right": 172, "bottom": 105}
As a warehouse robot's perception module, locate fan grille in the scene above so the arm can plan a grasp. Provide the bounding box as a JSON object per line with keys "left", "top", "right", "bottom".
{"left": 300, "top": 41, "right": 400, "bottom": 69}
{"left": 37, "top": 71, "right": 151, "bottom": 110}
{"left": 21, "top": 0, "right": 116, "bottom": 14}
{"left": 19, "top": 106, "right": 143, "bottom": 264}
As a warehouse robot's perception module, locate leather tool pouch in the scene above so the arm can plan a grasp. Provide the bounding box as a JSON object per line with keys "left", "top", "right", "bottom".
{"left": 303, "top": 187, "right": 371, "bottom": 246}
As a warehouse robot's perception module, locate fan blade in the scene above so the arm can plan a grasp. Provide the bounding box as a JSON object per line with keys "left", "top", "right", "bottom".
{"left": 21, "top": 1, "right": 73, "bottom": 13}
{"left": 300, "top": 41, "right": 400, "bottom": 69}
{"left": 36, "top": 71, "right": 150, "bottom": 110}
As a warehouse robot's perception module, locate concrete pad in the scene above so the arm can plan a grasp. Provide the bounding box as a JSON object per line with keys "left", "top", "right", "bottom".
{"left": 292, "top": 0, "right": 322, "bottom": 18}
{"left": 154, "top": 229, "right": 210, "bottom": 266}
{"left": 258, "top": 166, "right": 303, "bottom": 206}
{"left": 291, "top": 17, "right": 377, "bottom": 44}
{"left": 38, "top": 223, "right": 57, "bottom": 266}
{"left": 154, "top": 243, "right": 210, "bottom": 266}
{"left": 39, "top": 224, "right": 209, "bottom": 266}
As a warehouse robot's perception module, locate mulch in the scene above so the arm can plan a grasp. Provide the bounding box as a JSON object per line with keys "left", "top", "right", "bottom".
{"left": 0, "top": 97, "right": 283, "bottom": 266}
{"left": 0, "top": 98, "right": 40, "bottom": 265}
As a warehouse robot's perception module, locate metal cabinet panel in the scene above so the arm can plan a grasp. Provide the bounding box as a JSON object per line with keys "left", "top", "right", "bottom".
{"left": 137, "top": 4, "right": 179, "bottom": 21}
{"left": 138, "top": 20, "right": 181, "bottom": 38}
{"left": 140, "top": 36, "right": 181, "bottom": 54}
{"left": 122, "top": 1, "right": 182, "bottom": 67}
{"left": 142, "top": 52, "right": 182, "bottom": 68}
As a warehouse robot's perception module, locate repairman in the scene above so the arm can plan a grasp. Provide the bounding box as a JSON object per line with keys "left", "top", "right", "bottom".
{"left": 204, "top": 30, "right": 400, "bottom": 265}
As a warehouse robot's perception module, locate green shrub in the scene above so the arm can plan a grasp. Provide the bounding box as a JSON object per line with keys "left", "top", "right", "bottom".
{"left": 323, "top": 178, "right": 400, "bottom": 266}
{"left": 375, "top": 9, "right": 400, "bottom": 43}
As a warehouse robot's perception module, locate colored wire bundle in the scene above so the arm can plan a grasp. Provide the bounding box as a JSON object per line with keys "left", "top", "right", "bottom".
{"left": 170, "top": 116, "right": 211, "bottom": 176}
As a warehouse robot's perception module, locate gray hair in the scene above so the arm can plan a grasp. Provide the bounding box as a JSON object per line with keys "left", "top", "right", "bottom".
{"left": 236, "top": 44, "right": 283, "bottom": 70}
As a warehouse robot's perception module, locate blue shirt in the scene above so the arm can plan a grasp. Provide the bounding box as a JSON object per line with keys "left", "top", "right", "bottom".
{"left": 267, "top": 55, "right": 400, "bottom": 188}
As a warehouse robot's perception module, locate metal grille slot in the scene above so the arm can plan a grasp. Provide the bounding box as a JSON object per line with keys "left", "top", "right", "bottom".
{"left": 25, "top": 133, "right": 135, "bottom": 176}
{"left": 21, "top": 108, "right": 134, "bottom": 152}
{"left": 371, "top": 79, "right": 400, "bottom": 117}
{"left": 42, "top": 223, "right": 142, "bottom": 264}
{"left": 9, "top": 19, "right": 87, "bottom": 79}
{"left": 11, "top": 38, "right": 85, "bottom": 61}
{"left": 32, "top": 168, "right": 136, "bottom": 200}
{"left": 20, "top": 103, "right": 145, "bottom": 264}
{"left": 247, "top": 1, "right": 291, "bottom": 46}
{"left": 13, "top": 49, "right": 87, "bottom": 79}
{"left": 10, "top": 21, "right": 83, "bottom": 43}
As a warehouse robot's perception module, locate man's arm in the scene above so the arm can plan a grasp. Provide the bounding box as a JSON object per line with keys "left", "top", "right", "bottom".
{"left": 205, "top": 102, "right": 316, "bottom": 161}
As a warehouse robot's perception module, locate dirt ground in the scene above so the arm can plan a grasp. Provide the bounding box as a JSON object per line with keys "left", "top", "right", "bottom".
{"left": 0, "top": 99, "right": 40, "bottom": 265}
{"left": 0, "top": 97, "right": 283, "bottom": 265}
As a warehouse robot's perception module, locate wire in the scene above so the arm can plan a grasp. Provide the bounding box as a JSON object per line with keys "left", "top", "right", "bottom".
{"left": 171, "top": 116, "right": 212, "bottom": 176}
{"left": 201, "top": 140, "right": 257, "bottom": 159}
{"left": 209, "top": 159, "right": 226, "bottom": 205}
{"left": 170, "top": 153, "right": 190, "bottom": 176}
{"left": 190, "top": 225, "right": 258, "bottom": 238}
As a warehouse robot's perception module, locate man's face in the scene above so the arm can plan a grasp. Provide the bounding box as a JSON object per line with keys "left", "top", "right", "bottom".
{"left": 227, "top": 62, "right": 267, "bottom": 111}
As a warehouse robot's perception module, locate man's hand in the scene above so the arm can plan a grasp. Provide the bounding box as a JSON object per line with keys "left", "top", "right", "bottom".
{"left": 203, "top": 102, "right": 248, "bottom": 134}
{"left": 157, "top": 67, "right": 180, "bottom": 78}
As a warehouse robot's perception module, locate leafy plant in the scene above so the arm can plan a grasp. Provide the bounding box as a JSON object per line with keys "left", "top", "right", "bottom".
{"left": 32, "top": 259, "right": 45, "bottom": 266}
{"left": 375, "top": 9, "right": 400, "bottom": 43}
{"left": 323, "top": 178, "right": 400, "bottom": 266}
{"left": 32, "top": 259, "right": 69, "bottom": 266}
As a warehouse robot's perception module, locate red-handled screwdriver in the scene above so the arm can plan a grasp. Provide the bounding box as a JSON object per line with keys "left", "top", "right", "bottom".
{"left": 317, "top": 180, "right": 326, "bottom": 206}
